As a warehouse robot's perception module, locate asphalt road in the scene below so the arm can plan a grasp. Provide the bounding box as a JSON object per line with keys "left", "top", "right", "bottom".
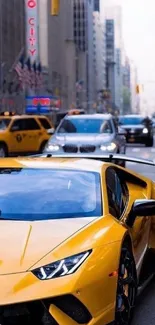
{"left": 126, "top": 143, "right": 155, "bottom": 179}
{"left": 125, "top": 141, "right": 155, "bottom": 324}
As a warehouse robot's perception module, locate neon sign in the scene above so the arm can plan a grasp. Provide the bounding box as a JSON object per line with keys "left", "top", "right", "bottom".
{"left": 33, "top": 97, "right": 51, "bottom": 106}
{"left": 26, "top": 96, "right": 61, "bottom": 114}
{"left": 25, "top": 0, "right": 37, "bottom": 59}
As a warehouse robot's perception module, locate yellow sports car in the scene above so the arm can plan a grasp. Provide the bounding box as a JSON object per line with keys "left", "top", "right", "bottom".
{"left": 0, "top": 154, "right": 155, "bottom": 325}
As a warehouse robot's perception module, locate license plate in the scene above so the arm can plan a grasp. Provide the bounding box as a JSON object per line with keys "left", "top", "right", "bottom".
{"left": 128, "top": 137, "right": 135, "bottom": 142}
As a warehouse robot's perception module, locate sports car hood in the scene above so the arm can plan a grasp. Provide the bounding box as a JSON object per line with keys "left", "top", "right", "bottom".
{"left": 120, "top": 124, "right": 144, "bottom": 130}
{"left": 0, "top": 218, "right": 96, "bottom": 275}
{"left": 51, "top": 133, "right": 114, "bottom": 145}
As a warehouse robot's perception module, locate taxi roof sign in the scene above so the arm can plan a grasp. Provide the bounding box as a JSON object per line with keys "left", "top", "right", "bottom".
{"left": 0, "top": 112, "right": 15, "bottom": 116}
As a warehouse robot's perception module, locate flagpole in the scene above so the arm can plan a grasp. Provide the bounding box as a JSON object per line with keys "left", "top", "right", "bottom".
{"left": 9, "top": 47, "right": 25, "bottom": 73}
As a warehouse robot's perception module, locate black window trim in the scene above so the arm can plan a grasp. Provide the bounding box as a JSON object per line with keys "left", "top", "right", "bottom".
{"left": 106, "top": 166, "right": 129, "bottom": 219}
{"left": 10, "top": 118, "right": 41, "bottom": 131}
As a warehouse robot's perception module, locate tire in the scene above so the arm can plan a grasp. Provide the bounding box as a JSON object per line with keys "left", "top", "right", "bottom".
{"left": 0, "top": 144, "right": 8, "bottom": 157}
{"left": 114, "top": 245, "right": 137, "bottom": 325}
{"left": 145, "top": 137, "right": 153, "bottom": 147}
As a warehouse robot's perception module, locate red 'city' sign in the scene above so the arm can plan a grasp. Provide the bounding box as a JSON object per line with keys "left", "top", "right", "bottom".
{"left": 27, "top": 0, "right": 37, "bottom": 57}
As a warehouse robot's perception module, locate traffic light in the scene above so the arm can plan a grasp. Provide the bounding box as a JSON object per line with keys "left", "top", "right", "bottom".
{"left": 136, "top": 85, "right": 140, "bottom": 94}
{"left": 51, "top": 0, "right": 60, "bottom": 16}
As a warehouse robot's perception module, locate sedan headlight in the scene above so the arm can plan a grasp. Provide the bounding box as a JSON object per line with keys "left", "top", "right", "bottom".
{"left": 142, "top": 128, "right": 148, "bottom": 134}
{"left": 32, "top": 250, "right": 92, "bottom": 280}
{"left": 100, "top": 142, "right": 117, "bottom": 151}
{"left": 46, "top": 144, "right": 60, "bottom": 151}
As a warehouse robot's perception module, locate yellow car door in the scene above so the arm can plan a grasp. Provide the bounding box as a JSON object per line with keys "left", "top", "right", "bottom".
{"left": 21, "top": 118, "right": 42, "bottom": 152}
{"left": 106, "top": 167, "right": 150, "bottom": 275}
{"left": 125, "top": 184, "right": 151, "bottom": 276}
{"left": 8, "top": 119, "right": 28, "bottom": 153}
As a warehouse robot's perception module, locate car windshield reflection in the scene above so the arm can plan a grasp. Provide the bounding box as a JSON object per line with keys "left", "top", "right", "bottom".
{"left": 0, "top": 168, "right": 102, "bottom": 220}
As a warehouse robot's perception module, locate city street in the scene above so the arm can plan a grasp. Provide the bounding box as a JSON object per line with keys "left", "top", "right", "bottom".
{"left": 125, "top": 141, "right": 155, "bottom": 325}
{"left": 126, "top": 143, "right": 155, "bottom": 179}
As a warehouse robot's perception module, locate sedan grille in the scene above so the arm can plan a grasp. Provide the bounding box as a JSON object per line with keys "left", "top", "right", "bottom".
{"left": 63, "top": 145, "right": 78, "bottom": 153}
{"left": 80, "top": 145, "right": 96, "bottom": 153}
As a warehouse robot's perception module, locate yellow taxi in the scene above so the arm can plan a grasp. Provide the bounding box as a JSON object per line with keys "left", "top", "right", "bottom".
{"left": 0, "top": 113, "right": 54, "bottom": 157}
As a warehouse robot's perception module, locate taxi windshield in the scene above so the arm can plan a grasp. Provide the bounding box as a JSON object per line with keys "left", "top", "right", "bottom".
{"left": 57, "top": 118, "right": 112, "bottom": 134}
{"left": 0, "top": 168, "right": 102, "bottom": 220}
{"left": 0, "top": 119, "right": 11, "bottom": 130}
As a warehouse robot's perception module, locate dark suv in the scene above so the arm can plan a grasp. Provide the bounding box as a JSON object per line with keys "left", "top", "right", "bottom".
{"left": 119, "top": 115, "right": 153, "bottom": 147}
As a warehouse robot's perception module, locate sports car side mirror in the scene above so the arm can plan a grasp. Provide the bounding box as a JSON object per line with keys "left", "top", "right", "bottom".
{"left": 126, "top": 199, "right": 155, "bottom": 227}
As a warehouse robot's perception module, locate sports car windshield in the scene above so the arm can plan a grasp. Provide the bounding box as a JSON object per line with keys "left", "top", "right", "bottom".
{"left": 57, "top": 118, "right": 112, "bottom": 134}
{"left": 0, "top": 168, "right": 102, "bottom": 220}
{"left": 119, "top": 117, "right": 145, "bottom": 125}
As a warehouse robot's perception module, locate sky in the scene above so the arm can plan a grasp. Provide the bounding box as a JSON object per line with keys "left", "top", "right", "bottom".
{"left": 122, "top": 0, "right": 155, "bottom": 113}
{"left": 101, "top": 0, "right": 155, "bottom": 113}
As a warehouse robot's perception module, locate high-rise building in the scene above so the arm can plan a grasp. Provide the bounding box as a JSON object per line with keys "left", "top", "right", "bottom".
{"left": 93, "top": 10, "right": 106, "bottom": 94}
{"left": 0, "top": 0, "right": 25, "bottom": 77}
{"left": 105, "top": 19, "right": 115, "bottom": 108}
{"left": 74, "top": 0, "right": 95, "bottom": 110}
{"left": 86, "top": 0, "right": 95, "bottom": 111}
{"left": 104, "top": 5, "right": 123, "bottom": 112}
{"left": 38, "top": 0, "right": 76, "bottom": 110}
{"left": 0, "top": 0, "right": 25, "bottom": 110}
{"left": 38, "top": 0, "right": 94, "bottom": 112}
{"left": 94, "top": 0, "right": 100, "bottom": 12}
{"left": 122, "top": 56, "right": 131, "bottom": 113}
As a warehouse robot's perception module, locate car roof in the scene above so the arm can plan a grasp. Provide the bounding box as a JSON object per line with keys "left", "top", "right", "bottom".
{"left": 65, "top": 114, "right": 112, "bottom": 120}
{"left": 0, "top": 157, "right": 105, "bottom": 173}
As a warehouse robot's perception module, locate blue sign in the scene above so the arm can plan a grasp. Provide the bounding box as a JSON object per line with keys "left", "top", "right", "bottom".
{"left": 25, "top": 96, "right": 61, "bottom": 114}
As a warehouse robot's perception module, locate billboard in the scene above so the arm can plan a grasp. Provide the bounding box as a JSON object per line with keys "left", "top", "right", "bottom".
{"left": 25, "top": 0, "right": 39, "bottom": 63}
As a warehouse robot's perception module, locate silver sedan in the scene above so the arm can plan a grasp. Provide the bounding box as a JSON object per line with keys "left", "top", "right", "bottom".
{"left": 44, "top": 114, "right": 126, "bottom": 157}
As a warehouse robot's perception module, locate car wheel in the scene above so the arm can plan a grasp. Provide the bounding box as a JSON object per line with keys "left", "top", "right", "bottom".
{"left": 0, "top": 144, "right": 7, "bottom": 157}
{"left": 145, "top": 137, "right": 153, "bottom": 147}
{"left": 114, "top": 246, "right": 137, "bottom": 325}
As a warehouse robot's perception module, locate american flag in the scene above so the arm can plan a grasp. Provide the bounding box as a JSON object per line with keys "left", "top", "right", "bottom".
{"left": 36, "top": 62, "right": 43, "bottom": 89}
{"left": 31, "top": 61, "right": 37, "bottom": 89}
{"left": 14, "top": 55, "right": 25, "bottom": 83}
{"left": 76, "top": 79, "right": 84, "bottom": 91}
{"left": 24, "top": 57, "right": 31, "bottom": 87}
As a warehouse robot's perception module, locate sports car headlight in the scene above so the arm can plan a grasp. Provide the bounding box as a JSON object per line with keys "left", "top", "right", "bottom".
{"left": 46, "top": 144, "right": 60, "bottom": 151}
{"left": 142, "top": 128, "right": 148, "bottom": 134}
{"left": 32, "top": 250, "right": 92, "bottom": 280}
